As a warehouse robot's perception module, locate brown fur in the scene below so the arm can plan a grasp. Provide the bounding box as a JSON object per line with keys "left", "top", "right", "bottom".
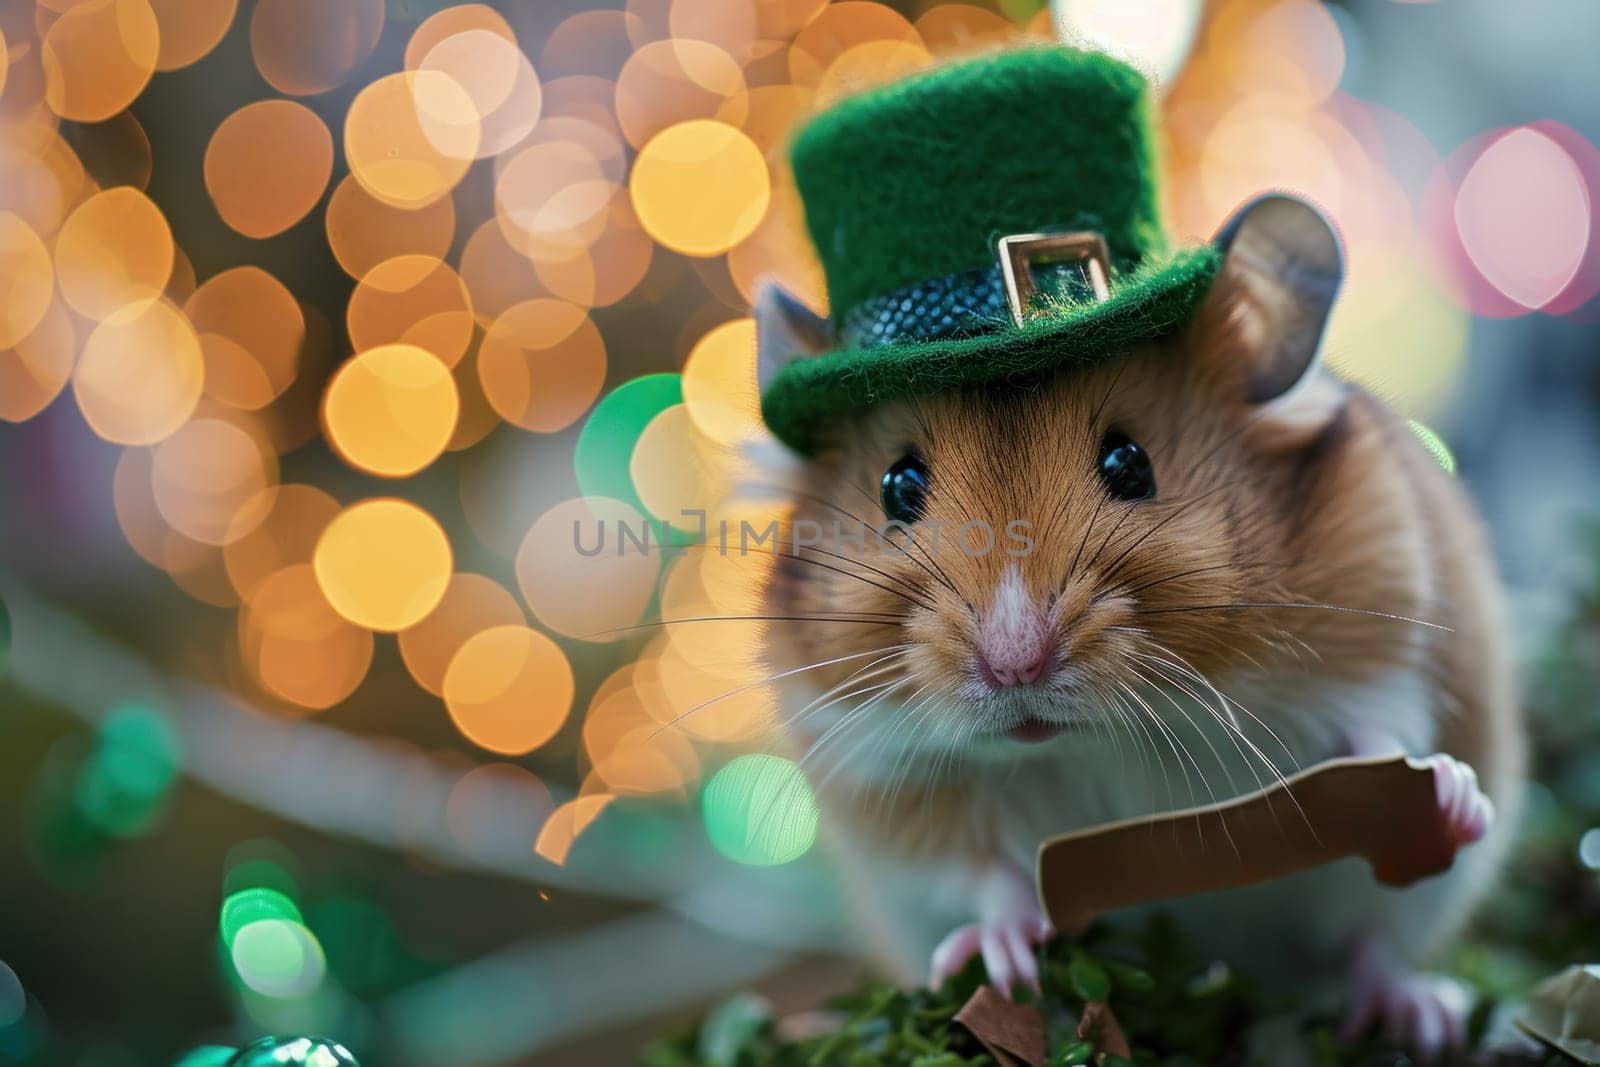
{"left": 761, "top": 271, "right": 1522, "bottom": 942}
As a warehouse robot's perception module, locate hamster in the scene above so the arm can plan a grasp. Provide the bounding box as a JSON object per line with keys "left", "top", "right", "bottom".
{"left": 752, "top": 196, "right": 1523, "bottom": 1059}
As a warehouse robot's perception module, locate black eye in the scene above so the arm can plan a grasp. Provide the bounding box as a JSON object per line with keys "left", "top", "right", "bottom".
{"left": 881, "top": 451, "right": 929, "bottom": 523}
{"left": 1098, "top": 432, "right": 1155, "bottom": 501}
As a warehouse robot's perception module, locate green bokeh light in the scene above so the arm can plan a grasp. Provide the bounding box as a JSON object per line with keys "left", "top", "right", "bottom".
{"left": 230, "top": 919, "right": 326, "bottom": 999}
{"left": 221, "top": 888, "right": 303, "bottom": 946}
{"left": 224, "top": 1036, "right": 358, "bottom": 1067}
{"left": 575, "top": 373, "right": 691, "bottom": 536}
{"left": 1408, "top": 419, "right": 1456, "bottom": 474}
{"left": 172, "top": 1046, "right": 236, "bottom": 1067}
{"left": 75, "top": 701, "right": 182, "bottom": 838}
{"left": 702, "top": 754, "right": 818, "bottom": 867}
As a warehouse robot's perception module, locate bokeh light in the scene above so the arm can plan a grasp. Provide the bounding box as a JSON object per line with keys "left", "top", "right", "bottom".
{"left": 0, "top": 213, "right": 53, "bottom": 350}
{"left": 40, "top": 0, "right": 160, "bottom": 122}
{"left": 415, "top": 27, "right": 542, "bottom": 159}
{"left": 1054, "top": 0, "right": 1203, "bottom": 88}
{"left": 682, "top": 318, "right": 762, "bottom": 446}
{"left": 630, "top": 120, "right": 770, "bottom": 256}
{"left": 230, "top": 919, "right": 326, "bottom": 998}
{"left": 204, "top": 101, "right": 333, "bottom": 239}
{"left": 324, "top": 344, "right": 459, "bottom": 478}
{"left": 0, "top": 297, "right": 75, "bottom": 424}
{"left": 345, "top": 71, "right": 480, "bottom": 210}
{"left": 148, "top": 0, "right": 237, "bottom": 71}
{"left": 476, "top": 299, "right": 607, "bottom": 432}
{"left": 1453, "top": 126, "right": 1591, "bottom": 311}
{"left": 614, "top": 39, "right": 749, "bottom": 150}
{"left": 575, "top": 372, "right": 685, "bottom": 518}
{"left": 325, "top": 174, "right": 457, "bottom": 281}
{"left": 73, "top": 298, "right": 203, "bottom": 445}
{"left": 701, "top": 754, "right": 817, "bottom": 866}
{"left": 220, "top": 886, "right": 302, "bottom": 945}
{"left": 313, "top": 499, "right": 453, "bottom": 631}
{"left": 441, "top": 624, "right": 574, "bottom": 755}
{"left": 223, "top": 484, "right": 340, "bottom": 601}
{"left": 534, "top": 793, "right": 613, "bottom": 866}
{"left": 239, "top": 563, "right": 373, "bottom": 709}
{"left": 1409, "top": 419, "right": 1456, "bottom": 474}
{"left": 151, "top": 417, "right": 278, "bottom": 545}
{"left": 185, "top": 267, "right": 306, "bottom": 410}
{"left": 54, "top": 186, "right": 174, "bottom": 320}
{"left": 250, "top": 0, "right": 384, "bottom": 96}
{"left": 513, "top": 495, "right": 661, "bottom": 641}
{"left": 347, "top": 255, "right": 475, "bottom": 367}
{"left": 398, "top": 572, "right": 525, "bottom": 696}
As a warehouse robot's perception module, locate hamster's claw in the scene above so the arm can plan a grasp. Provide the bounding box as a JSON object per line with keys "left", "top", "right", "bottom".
{"left": 1340, "top": 964, "right": 1470, "bottom": 1061}
{"left": 1427, "top": 754, "right": 1493, "bottom": 848}
{"left": 929, "top": 910, "right": 1054, "bottom": 999}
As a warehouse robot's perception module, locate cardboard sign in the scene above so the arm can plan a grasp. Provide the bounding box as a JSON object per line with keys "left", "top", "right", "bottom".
{"left": 1036, "top": 755, "right": 1456, "bottom": 933}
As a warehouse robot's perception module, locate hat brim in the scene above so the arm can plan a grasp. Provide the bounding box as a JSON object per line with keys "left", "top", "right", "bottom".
{"left": 760, "top": 245, "right": 1222, "bottom": 454}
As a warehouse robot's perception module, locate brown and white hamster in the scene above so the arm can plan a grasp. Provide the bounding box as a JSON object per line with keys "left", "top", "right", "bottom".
{"left": 754, "top": 195, "right": 1523, "bottom": 1057}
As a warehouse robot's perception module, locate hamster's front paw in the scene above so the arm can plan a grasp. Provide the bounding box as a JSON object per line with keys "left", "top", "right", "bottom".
{"left": 1426, "top": 754, "right": 1493, "bottom": 848}
{"left": 928, "top": 868, "right": 1053, "bottom": 998}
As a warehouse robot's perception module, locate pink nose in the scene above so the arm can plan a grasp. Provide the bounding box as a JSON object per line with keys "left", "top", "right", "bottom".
{"left": 978, "top": 645, "right": 1053, "bottom": 688}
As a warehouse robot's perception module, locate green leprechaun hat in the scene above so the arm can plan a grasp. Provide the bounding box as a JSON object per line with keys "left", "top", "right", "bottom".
{"left": 756, "top": 47, "right": 1224, "bottom": 454}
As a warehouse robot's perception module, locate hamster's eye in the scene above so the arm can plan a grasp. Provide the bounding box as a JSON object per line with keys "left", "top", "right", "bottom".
{"left": 1097, "top": 432, "right": 1155, "bottom": 501}
{"left": 881, "top": 451, "right": 929, "bottom": 523}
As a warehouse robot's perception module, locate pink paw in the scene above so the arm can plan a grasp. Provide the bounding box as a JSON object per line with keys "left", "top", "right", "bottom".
{"left": 1341, "top": 964, "right": 1471, "bottom": 1061}
{"left": 929, "top": 908, "right": 1054, "bottom": 999}
{"left": 1428, "top": 754, "right": 1492, "bottom": 848}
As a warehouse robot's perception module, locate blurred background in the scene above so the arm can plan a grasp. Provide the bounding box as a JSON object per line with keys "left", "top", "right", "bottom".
{"left": 1, "top": 0, "right": 1598, "bottom": 1063}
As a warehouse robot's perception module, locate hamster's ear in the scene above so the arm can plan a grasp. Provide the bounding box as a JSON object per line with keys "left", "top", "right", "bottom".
{"left": 755, "top": 282, "right": 830, "bottom": 394}
{"left": 1196, "top": 194, "right": 1343, "bottom": 404}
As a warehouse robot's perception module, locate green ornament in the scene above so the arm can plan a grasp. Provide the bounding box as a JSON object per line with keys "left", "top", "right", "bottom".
{"left": 225, "top": 1036, "right": 359, "bottom": 1067}
{"left": 172, "top": 1047, "right": 236, "bottom": 1067}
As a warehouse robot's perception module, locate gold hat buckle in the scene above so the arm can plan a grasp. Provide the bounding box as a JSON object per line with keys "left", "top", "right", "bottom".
{"left": 996, "top": 232, "right": 1112, "bottom": 327}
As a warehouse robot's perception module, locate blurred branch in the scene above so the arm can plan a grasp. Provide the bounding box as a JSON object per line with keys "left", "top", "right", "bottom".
{"left": 0, "top": 580, "right": 847, "bottom": 958}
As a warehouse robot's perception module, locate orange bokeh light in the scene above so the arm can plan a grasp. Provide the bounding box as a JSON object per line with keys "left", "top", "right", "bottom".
{"left": 313, "top": 499, "right": 453, "bottom": 631}
{"left": 250, "top": 0, "right": 384, "bottom": 96}
{"left": 73, "top": 297, "right": 203, "bottom": 444}
{"left": 151, "top": 416, "right": 278, "bottom": 546}
{"left": 205, "top": 100, "right": 334, "bottom": 239}
{"left": 185, "top": 267, "right": 306, "bottom": 410}
{"left": 345, "top": 71, "right": 480, "bottom": 210}
{"left": 54, "top": 186, "right": 174, "bottom": 320}
{"left": 323, "top": 344, "right": 460, "bottom": 478}
{"left": 240, "top": 563, "right": 374, "bottom": 710}
{"left": 476, "top": 299, "right": 607, "bottom": 433}
{"left": 324, "top": 173, "right": 457, "bottom": 281}
{"left": 416, "top": 27, "right": 542, "bottom": 159}
{"left": 630, "top": 119, "right": 770, "bottom": 256}
{"left": 398, "top": 572, "right": 525, "bottom": 697}
{"left": 40, "top": 0, "right": 160, "bottom": 122}
{"left": 614, "top": 39, "right": 749, "bottom": 149}
{"left": 347, "top": 255, "right": 475, "bottom": 367}
{"left": 442, "top": 624, "right": 575, "bottom": 756}
{"left": 148, "top": 0, "right": 237, "bottom": 71}
{"left": 0, "top": 212, "right": 53, "bottom": 349}
{"left": 223, "top": 484, "right": 341, "bottom": 601}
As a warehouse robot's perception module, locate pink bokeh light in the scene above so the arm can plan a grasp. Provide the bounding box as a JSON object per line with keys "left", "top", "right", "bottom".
{"left": 1425, "top": 121, "right": 1600, "bottom": 318}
